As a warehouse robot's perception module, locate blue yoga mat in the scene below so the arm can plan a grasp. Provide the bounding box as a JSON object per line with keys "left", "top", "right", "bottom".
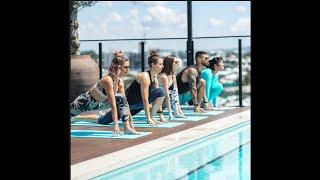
{"left": 179, "top": 110, "right": 224, "bottom": 116}
{"left": 71, "top": 121, "right": 106, "bottom": 127}
{"left": 212, "top": 106, "right": 238, "bottom": 111}
{"left": 180, "top": 105, "right": 237, "bottom": 111}
{"left": 161, "top": 110, "right": 224, "bottom": 116}
{"left": 71, "top": 120, "right": 185, "bottom": 128}
{"left": 137, "top": 110, "right": 224, "bottom": 116}
{"left": 133, "top": 115, "right": 209, "bottom": 122}
{"left": 71, "top": 130, "right": 152, "bottom": 139}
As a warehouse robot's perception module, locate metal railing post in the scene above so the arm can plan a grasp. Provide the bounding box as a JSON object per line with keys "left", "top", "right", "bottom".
{"left": 99, "top": 43, "right": 102, "bottom": 79}
{"left": 140, "top": 41, "right": 145, "bottom": 72}
{"left": 186, "top": 0, "right": 194, "bottom": 66}
{"left": 238, "top": 39, "right": 243, "bottom": 107}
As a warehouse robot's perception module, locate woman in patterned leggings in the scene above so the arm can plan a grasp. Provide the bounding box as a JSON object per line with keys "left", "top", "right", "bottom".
{"left": 158, "top": 56, "right": 186, "bottom": 120}
{"left": 70, "top": 50, "right": 139, "bottom": 136}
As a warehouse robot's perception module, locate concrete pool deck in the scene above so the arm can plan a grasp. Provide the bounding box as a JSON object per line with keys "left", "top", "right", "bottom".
{"left": 71, "top": 106, "right": 250, "bottom": 179}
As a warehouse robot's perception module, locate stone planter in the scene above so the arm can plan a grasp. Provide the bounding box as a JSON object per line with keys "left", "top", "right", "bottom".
{"left": 70, "top": 55, "right": 99, "bottom": 103}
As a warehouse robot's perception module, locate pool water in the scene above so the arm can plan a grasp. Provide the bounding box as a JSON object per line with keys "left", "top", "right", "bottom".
{"left": 92, "top": 120, "right": 250, "bottom": 180}
{"left": 180, "top": 143, "right": 250, "bottom": 180}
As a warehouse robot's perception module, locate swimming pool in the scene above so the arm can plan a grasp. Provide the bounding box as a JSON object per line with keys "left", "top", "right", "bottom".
{"left": 92, "top": 120, "right": 250, "bottom": 180}
{"left": 179, "top": 143, "right": 250, "bottom": 180}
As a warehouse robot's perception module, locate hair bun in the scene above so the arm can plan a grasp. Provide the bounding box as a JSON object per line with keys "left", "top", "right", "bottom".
{"left": 149, "top": 49, "right": 159, "bottom": 57}
{"left": 114, "top": 49, "right": 124, "bottom": 58}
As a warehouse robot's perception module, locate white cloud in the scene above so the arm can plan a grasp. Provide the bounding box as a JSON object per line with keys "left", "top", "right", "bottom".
{"left": 122, "top": 9, "right": 145, "bottom": 37}
{"left": 78, "top": 21, "right": 97, "bottom": 40}
{"left": 230, "top": 18, "right": 250, "bottom": 33}
{"left": 147, "top": 5, "right": 186, "bottom": 28}
{"left": 143, "top": 15, "right": 152, "bottom": 22}
{"left": 101, "top": 23, "right": 108, "bottom": 34}
{"left": 101, "top": 1, "right": 112, "bottom": 7}
{"left": 130, "top": 8, "right": 139, "bottom": 18}
{"left": 209, "top": 18, "right": 224, "bottom": 26}
{"left": 93, "top": 16, "right": 100, "bottom": 21}
{"left": 79, "top": 2, "right": 186, "bottom": 39}
{"left": 142, "top": 1, "right": 166, "bottom": 6}
{"left": 235, "top": 6, "right": 247, "bottom": 14}
{"left": 130, "top": 1, "right": 166, "bottom": 6}
{"left": 144, "top": 26, "right": 151, "bottom": 32}
{"left": 79, "top": 22, "right": 94, "bottom": 31}
{"left": 178, "top": 23, "right": 187, "bottom": 29}
{"left": 79, "top": 24, "right": 87, "bottom": 31}
{"left": 109, "top": 12, "right": 122, "bottom": 22}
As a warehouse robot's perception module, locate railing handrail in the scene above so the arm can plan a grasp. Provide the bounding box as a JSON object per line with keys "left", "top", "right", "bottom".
{"left": 80, "top": 35, "right": 250, "bottom": 42}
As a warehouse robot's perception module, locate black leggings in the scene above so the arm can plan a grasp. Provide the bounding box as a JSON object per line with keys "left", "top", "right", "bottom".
{"left": 128, "top": 87, "right": 165, "bottom": 116}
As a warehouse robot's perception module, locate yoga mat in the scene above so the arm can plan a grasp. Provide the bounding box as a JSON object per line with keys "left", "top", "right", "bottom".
{"left": 178, "top": 110, "right": 224, "bottom": 116}
{"left": 180, "top": 105, "right": 237, "bottom": 111}
{"left": 137, "top": 110, "right": 224, "bottom": 116}
{"left": 71, "top": 120, "right": 185, "bottom": 128}
{"left": 71, "top": 130, "right": 152, "bottom": 139}
{"left": 133, "top": 115, "right": 209, "bottom": 122}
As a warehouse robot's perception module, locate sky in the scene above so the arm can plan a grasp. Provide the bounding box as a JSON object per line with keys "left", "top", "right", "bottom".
{"left": 77, "top": 1, "right": 251, "bottom": 53}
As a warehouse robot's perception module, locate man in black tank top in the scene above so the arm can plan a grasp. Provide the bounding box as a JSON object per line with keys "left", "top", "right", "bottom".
{"left": 176, "top": 51, "right": 212, "bottom": 112}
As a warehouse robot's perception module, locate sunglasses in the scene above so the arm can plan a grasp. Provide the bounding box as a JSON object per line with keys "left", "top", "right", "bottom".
{"left": 123, "top": 66, "right": 129, "bottom": 69}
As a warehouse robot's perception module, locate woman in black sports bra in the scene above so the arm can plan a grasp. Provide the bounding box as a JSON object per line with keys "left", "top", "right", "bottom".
{"left": 125, "top": 50, "right": 165, "bottom": 126}
{"left": 158, "top": 55, "right": 186, "bottom": 120}
{"left": 70, "top": 50, "right": 139, "bottom": 136}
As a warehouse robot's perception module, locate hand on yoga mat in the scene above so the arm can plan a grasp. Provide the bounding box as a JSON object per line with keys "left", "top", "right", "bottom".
{"left": 194, "top": 106, "right": 206, "bottom": 113}
{"left": 204, "top": 102, "right": 214, "bottom": 111}
{"left": 147, "top": 118, "right": 159, "bottom": 127}
{"left": 113, "top": 124, "right": 123, "bottom": 136}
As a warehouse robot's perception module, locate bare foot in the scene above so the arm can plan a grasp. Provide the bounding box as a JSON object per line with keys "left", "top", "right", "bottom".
{"left": 124, "top": 122, "right": 141, "bottom": 135}
{"left": 124, "top": 128, "right": 141, "bottom": 135}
